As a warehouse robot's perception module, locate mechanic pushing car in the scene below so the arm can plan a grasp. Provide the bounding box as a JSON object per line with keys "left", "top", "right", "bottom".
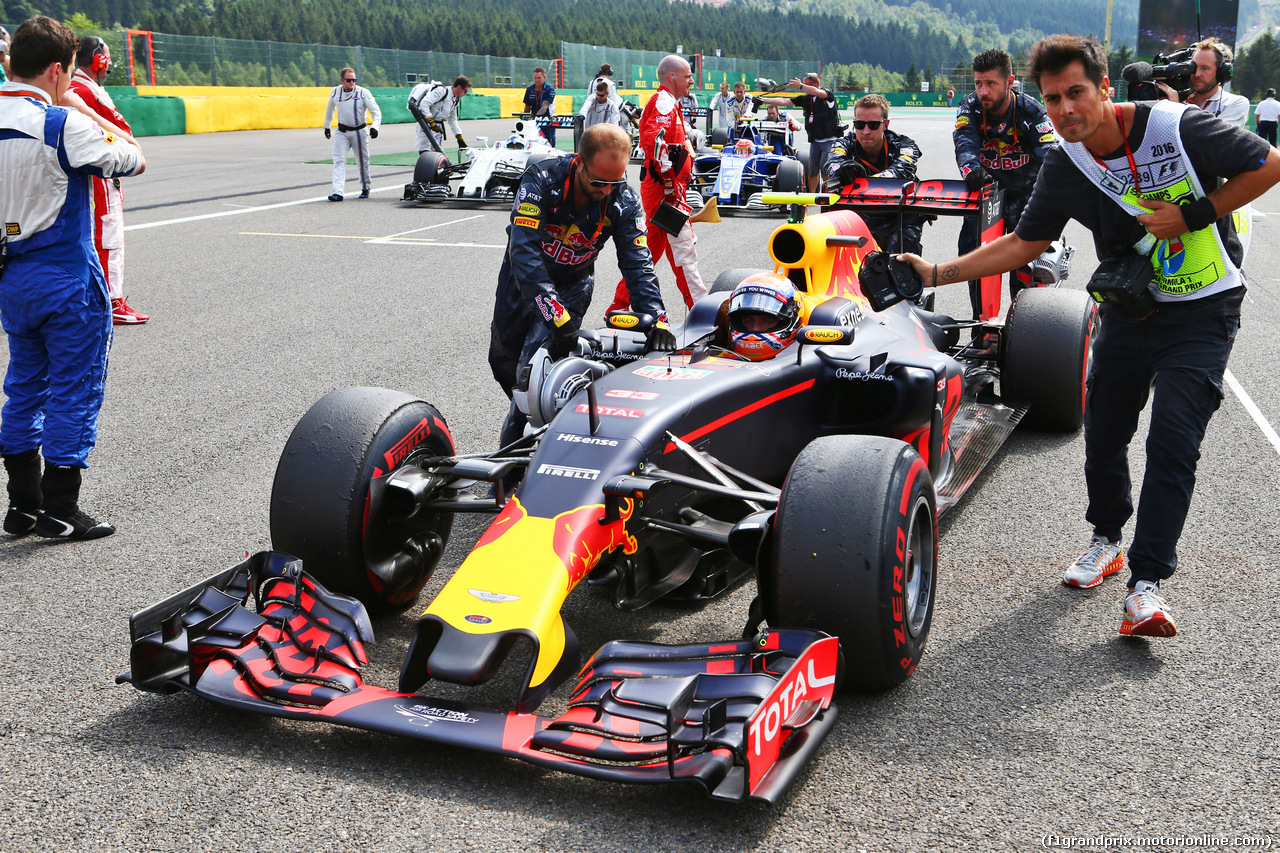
{"left": 407, "top": 75, "right": 470, "bottom": 154}
{"left": 900, "top": 34, "right": 1280, "bottom": 638}
{"left": 608, "top": 54, "right": 707, "bottom": 313}
{"left": 954, "top": 48, "right": 1057, "bottom": 320}
{"left": 489, "top": 123, "right": 677, "bottom": 448}
{"left": 523, "top": 67, "right": 557, "bottom": 148}
{"left": 822, "top": 94, "right": 930, "bottom": 255}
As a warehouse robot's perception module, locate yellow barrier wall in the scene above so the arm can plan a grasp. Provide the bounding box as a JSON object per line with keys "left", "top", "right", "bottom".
{"left": 134, "top": 87, "right": 634, "bottom": 134}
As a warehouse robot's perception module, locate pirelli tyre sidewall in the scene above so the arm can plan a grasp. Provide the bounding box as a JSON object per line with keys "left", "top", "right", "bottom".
{"left": 1001, "top": 287, "right": 1097, "bottom": 431}
{"left": 270, "top": 387, "right": 455, "bottom": 614}
{"left": 766, "top": 435, "right": 937, "bottom": 692}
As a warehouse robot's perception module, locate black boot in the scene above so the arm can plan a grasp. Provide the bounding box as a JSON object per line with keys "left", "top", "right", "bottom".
{"left": 34, "top": 463, "right": 115, "bottom": 540}
{"left": 3, "top": 449, "right": 42, "bottom": 535}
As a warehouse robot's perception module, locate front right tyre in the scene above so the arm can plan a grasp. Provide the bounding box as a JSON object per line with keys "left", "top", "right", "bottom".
{"left": 764, "top": 435, "right": 937, "bottom": 691}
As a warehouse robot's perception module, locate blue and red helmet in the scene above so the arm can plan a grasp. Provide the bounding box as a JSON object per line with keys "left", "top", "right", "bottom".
{"left": 727, "top": 273, "right": 801, "bottom": 361}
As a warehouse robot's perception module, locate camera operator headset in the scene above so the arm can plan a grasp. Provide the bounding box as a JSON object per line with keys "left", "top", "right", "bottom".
{"left": 1134, "top": 38, "right": 1248, "bottom": 128}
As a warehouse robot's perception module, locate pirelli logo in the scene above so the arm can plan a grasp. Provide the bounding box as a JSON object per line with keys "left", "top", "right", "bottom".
{"left": 5, "top": 223, "right": 19, "bottom": 236}
{"left": 514, "top": 216, "right": 539, "bottom": 228}
{"left": 536, "top": 463, "right": 600, "bottom": 480}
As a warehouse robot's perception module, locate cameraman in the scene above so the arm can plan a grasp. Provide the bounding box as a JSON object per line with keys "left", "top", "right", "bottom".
{"left": 899, "top": 35, "right": 1280, "bottom": 639}
{"left": 1155, "top": 38, "right": 1249, "bottom": 128}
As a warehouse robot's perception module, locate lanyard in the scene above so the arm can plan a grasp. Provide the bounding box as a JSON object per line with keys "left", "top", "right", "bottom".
{"left": 855, "top": 137, "right": 890, "bottom": 171}
{"left": 1089, "top": 104, "right": 1143, "bottom": 192}
{"left": 551, "top": 160, "right": 608, "bottom": 246}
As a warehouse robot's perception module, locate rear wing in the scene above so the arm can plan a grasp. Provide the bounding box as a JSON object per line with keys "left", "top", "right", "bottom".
{"left": 682, "top": 106, "right": 713, "bottom": 136}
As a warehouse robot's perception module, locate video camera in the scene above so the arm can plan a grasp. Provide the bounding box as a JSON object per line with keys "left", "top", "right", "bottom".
{"left": 1122, "top": 47, "right": 1196, "bottom": 101}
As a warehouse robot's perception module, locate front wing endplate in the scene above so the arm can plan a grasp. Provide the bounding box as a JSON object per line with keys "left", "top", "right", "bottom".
{"left": 119, "top": 551, "right": 839, "bottom": 803}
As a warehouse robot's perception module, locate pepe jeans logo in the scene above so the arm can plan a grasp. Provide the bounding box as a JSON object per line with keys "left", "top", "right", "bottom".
{"left": 835, "top": 368, "right": 893, "bottom": 382}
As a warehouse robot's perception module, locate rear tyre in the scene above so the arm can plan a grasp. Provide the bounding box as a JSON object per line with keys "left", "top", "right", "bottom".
{"left": 1001, "top": 287, "right": 1097, "bottom": 431}
{"left": 765, "top": 435, "right": 937, "bottom": 692}
{"left": 270, "top": 387, "right": 456, "bottom": 614}
{"left": 775, "top": 159, "right": 805, "bottom": 194}
{"left": 710, "top": 268, "right": 771, "bottom": 294}
{"left": 412, "top": 152, "right": 450, "bottom": 185}
{"left": 710, "top": 127, "right": 731, "bottom": 149}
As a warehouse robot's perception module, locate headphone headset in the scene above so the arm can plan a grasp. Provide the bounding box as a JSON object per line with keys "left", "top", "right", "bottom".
{"left": 90, "top": 37, "right": 109, "bottom": 75}
{"left": 88, "top": 37, "right": 109, "bottom": 75}
{"left": 1201, "top": 41, "right": 1234, "bottom": 84}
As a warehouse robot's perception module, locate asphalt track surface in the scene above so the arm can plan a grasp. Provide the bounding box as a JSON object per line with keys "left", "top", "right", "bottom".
{"left": 3, "top": 112, "right": 1280, "bottom": 853}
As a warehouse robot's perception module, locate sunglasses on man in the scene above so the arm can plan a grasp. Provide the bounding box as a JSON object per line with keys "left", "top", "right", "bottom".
{"left": 853, "top": 120, "right": 884, "bottom": 130}
{"left": 580, "top": 162, "right": 627, "bottom": 188}
{"left": 343, "top": 77, "right": 356, "bottom": 83}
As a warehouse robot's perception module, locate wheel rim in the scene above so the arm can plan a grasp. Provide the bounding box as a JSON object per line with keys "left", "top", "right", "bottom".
{"left": 363, "top": 444, "right": 452, "bottom": 601}
{"left": 903, "top": 494, "right": 936, "bottom": 637}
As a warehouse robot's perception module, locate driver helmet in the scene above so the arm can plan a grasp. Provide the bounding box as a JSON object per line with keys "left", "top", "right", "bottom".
{"left": 506, "top": 133, "right": 527, "bottom": 149}
{"left": 727, "top": 273, "right": 801, "bottom": 361}
{"left": 734, "top": 137, "right": 754, "bottom": 155}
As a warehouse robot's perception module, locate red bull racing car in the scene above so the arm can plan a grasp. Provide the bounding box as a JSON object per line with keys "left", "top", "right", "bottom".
{"left": 120, "top": 182, "right": 1096, "bottom": 803}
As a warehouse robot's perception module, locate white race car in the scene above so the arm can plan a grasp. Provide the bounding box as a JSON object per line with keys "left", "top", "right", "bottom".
{"left": 403, "top": 116, "right": 575, "bottom": 203}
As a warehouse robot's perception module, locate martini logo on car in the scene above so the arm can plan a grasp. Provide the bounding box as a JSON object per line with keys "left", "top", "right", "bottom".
{"left": 556, "top": 433, "right": 619, "bottom": 447}
{"left": 536, "top": 463, "right": 601, "bottom": 480}
{"left": 604, "top": 389, "right": 658, "bottom": 400}
{"left": 575, "top": 404, "right": 642, "bottom": 419}
{"left": 634, "top": 365, "right": 711, "bottom": 381}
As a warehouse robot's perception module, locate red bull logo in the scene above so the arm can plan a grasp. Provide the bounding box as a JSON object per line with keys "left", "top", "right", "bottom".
{"left": 552, "top": 500, "right": 638, "bottom": 587}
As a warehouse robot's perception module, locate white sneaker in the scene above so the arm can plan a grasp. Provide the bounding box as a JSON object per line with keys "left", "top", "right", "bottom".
{"left": 1063, "top": 534, "right": 1124, "bottom": 589}
{"left": 1120, "top": 580, "right": 1177, "bottom": 637}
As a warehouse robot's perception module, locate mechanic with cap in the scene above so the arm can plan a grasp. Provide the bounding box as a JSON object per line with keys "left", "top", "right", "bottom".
{"left": 489, "top": 123, "right": 676, "bottom": 447}
{"left": 953, "top": 48, "right": 1057, "bottom": 320}
{"left": 523, "top": 67, "right": 557, "bottom": 148}
{"left": 1, "top": 15, "right": 146, "bottom": 540}
{"left": 757, "top": 72, "right": 840, "bottom": 192}
{"left": 607, "top": 54, "right": 707, "bottom": 312}
{"left": 68, "top": 35, "right": 147, "bottom": 326}
{"left": 590, "top": 64, "right": 620, "bottom": 108}
{"left": 322, "top": 67, "right": 381, "bottom": 201}
{"left": 822, "top": 94, "right": 929, "bottom": 255}
{"left": 580, "top": 80, "right": 620, "bottom": 128}
{"left": 407, "top": 75, "right": 470, "bottom": 154}
{"left": 900, "top": 34, "right": 1280, "bottom": 639}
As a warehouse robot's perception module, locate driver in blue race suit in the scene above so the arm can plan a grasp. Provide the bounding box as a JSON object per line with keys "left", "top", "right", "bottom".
{"left": 1, "top": 16, "right": 145, "bottom": 540}
{"left": 954, "top": 48, "right": 1057, "bottom": 320}
{"left": 821, "top": 94, "right": 929, "bottom": 254}
{"left": 489, "top": 124, "right": 676, "bottom": 447}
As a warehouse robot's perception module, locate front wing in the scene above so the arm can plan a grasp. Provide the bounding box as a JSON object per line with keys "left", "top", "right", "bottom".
{"left": 119, "top": 551, "right": 839, "bottom": 803}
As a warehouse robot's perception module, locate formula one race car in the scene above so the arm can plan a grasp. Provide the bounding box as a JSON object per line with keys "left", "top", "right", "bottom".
{"left": 625, "top": 103, "right": 712, "bottom": 162}
{"left": 688, "top": 115, "right": 809, "bottom": 213}
{"left": 403, "top": 114, "right": 578, "bottom": 204}
{"left": 120, "top": 183, "right": 1096, "bottom": 804}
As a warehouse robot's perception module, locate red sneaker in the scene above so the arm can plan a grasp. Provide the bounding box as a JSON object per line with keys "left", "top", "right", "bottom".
{"left": 112, "top": 297, "right": 150, "bottom": 325}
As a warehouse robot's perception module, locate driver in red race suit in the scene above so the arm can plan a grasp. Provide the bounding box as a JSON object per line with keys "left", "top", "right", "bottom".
{"left": 489, "top": 124, "right": 676, "bottom": 448}
{"left": 607, "top": 54, "right": 707, "bottom": 313}
{"left": 67, "top": 36, "right": 147, "bottom": 325}
{"left": 954, "top": 48, "right": 1057, "bottom": 319}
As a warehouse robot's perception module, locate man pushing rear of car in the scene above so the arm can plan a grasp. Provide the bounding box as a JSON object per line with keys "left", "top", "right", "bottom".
{"left": 899, "top": 34, "right": 1280, "bottom": 638}
{"left": 489, "top": 123, "right": 677, "bottom": 449}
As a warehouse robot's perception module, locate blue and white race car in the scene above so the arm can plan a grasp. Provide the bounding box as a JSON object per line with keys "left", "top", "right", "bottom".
{"left": 688, "top": 115, "right": 808, "bottom": 213}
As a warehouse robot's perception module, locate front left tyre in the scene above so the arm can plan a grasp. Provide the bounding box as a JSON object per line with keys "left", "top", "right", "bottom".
{"left": 270, "top": 387, "right": 455, "bottom": 614}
